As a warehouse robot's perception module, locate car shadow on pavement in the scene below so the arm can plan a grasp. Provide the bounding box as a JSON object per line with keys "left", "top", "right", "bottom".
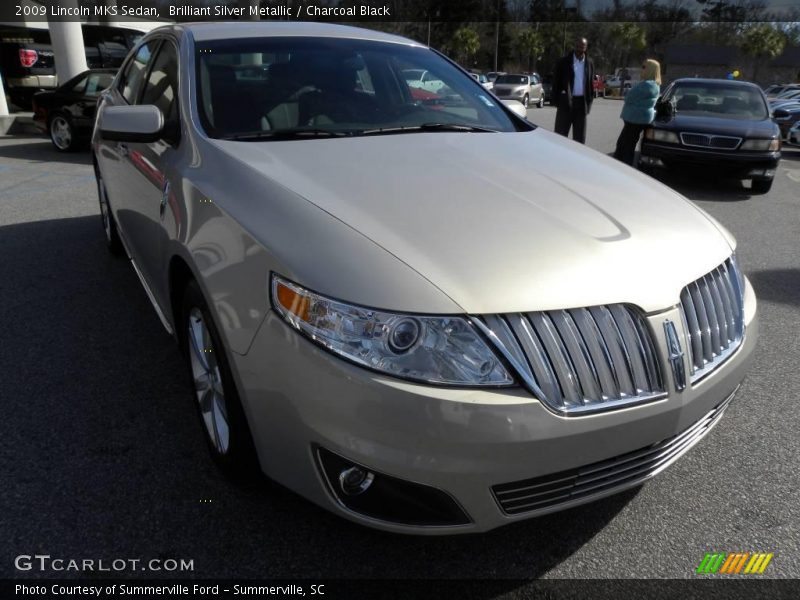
{"left": 0, "top": 137, "right": 93, "bottom": 166}
{"left": 1, "top": 215, "right": 639, "bottom": 586}
{"left": 646, "top": 169, "right": 755, "bottom": 202}
{"left": 747, "top": 269, "right": 800, "bottom": 307}
{"left": 780, "top": 147, "right": 800, "bottom": 161}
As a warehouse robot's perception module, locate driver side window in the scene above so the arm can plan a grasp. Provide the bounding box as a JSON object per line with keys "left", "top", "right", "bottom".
{"left": 140, "top": 41, "right": 178, "bottom": 122}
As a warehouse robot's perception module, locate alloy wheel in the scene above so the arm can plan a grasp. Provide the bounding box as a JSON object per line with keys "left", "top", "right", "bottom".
{"left": 50, "top": 116, "right": 72, "bottom": 150}
{"left": 187, "top": 308, "right": 230, "bottom": 455}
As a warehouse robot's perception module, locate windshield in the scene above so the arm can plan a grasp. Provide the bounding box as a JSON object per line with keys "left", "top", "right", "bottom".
{"left": 666, "top": 83, "right": 768, "bottom": 120}
{"left": 195, "top": 37, "right": 525, "bottom": 139}
{"left": 495, "top": 75, "right": 528, "bottom": 85}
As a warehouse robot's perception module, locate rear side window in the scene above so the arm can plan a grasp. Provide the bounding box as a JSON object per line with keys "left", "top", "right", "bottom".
{"left": 70, "top": 75, "right": 88, "bottom": 93}
{"left": 119, "top": 40, "right": 158, "bottom": 103}
{"left": 140, "top": 41, "right": 178, "bottom": 120}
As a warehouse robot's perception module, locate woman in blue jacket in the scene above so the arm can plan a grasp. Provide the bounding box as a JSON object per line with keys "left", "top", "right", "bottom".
{"left": 613, "top": 59, "right": 662, "bottom": 166}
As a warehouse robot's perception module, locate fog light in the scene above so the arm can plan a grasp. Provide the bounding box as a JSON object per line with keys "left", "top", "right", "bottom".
{"left": 339, "top": 466, "right": 374, "bottom": 496}
{"left": 316, "top": 447, "right": 471, "bottom": 526}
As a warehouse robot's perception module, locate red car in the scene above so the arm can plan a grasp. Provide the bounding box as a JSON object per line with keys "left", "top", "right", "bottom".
{"left": 409, "top": 86, "right": 444, "bottom": 109}
{"left": 592, "top": 74, "right": 606, "bottom": 98}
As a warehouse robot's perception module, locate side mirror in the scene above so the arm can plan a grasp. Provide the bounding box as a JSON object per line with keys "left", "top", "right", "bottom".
{"left": 502, "top": 99, "right": 528, "bottom": 119}
{"left": 98, "top": 105, "right": 164, "bottom": 143}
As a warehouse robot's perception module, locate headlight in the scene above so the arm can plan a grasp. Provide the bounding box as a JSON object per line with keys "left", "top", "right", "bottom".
{"left": 740, "top": 138, "right": 780, "bottom": 151}
{"left": 644, "top": 129, "right": 679, "bottom": 143}
{"left": 270, "top": 275, "right": 514, "bottom": 386}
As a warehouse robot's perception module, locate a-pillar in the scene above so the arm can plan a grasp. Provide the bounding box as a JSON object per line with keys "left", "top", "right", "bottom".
{"left": 48, "top": 0, "right": 88, "bottom": 84}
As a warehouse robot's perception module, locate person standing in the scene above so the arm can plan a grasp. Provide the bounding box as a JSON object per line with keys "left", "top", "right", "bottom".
{"left": 613, "top": 59, "right": 662, "bottom": 167}
{"left": 554, "top": 37, "right": 595, "bottom": 144}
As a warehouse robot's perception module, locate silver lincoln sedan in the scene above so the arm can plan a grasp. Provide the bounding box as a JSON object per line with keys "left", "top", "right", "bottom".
{"left": 93, "top": 22, "right": 757, "bottom": 534}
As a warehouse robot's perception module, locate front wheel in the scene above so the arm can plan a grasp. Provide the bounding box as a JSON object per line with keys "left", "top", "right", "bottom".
{"left": 522, "top": 94, "right": 529, "bottom": 109}
{"left": 49, "top": 114, "right": 76, "bottom": 152}
{"left": 96, "top": 169, "right": 123, "bottom": 255}
{"left": 751, "top": 178, "right": 773, "bottom": 194}
{"left": 182, "top": 281, "right": 258, "bottom": 478}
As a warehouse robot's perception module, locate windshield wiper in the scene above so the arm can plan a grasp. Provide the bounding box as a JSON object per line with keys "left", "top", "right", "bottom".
{"left": 220, "top": 128, "right": 355, "bottom": 141}
{"left": 360, "top": 123, "right": 499, "bottom": 136}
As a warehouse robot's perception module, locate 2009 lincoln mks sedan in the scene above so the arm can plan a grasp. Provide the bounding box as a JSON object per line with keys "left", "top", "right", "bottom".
{"left": 93, "top": 22, "right": 757, "bottom": 534}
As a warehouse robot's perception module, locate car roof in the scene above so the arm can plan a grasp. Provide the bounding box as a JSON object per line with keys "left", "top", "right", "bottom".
{"left": 167, "top": 21, "right": 421, "bottom": 46}
{"left": 671, "top": 78, "right": 763, "bottom": 90}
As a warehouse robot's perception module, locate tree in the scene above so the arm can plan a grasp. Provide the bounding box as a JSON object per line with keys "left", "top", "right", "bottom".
{"left": 515, "top": 27, "right": 545, "bottom": 71}
{"left": 741, "top": 23, "right": 787, "bottom": 83}
{"left": 694, "top": 0, "right": 767, "bottom": 43}
{"left": 609, "top": 22, "right": 647, "bottom": 69}
{"left": 452, "top": 26, "right": 481, "bottom": 65}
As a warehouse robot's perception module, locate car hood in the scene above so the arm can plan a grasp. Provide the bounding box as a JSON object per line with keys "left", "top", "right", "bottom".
{"left": 213, "top": 129, "right": 733, "bottom": 314}
{"left": 655, "top": 114, "right": 777, "bottom": 137}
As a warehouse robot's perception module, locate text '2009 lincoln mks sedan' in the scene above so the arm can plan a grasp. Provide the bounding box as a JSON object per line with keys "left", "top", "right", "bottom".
{"left": 93, "top": 22, "right": 757, "bottom": 534}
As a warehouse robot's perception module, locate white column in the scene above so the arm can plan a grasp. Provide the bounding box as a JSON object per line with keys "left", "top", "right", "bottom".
{"left": 0, "top": 74, "right": 9, "bottom": 116}
{"left": 48, "top": 0, "right": 88, "bottom": 84}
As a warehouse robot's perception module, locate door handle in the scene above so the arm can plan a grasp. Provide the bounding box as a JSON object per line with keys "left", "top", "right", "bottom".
{"left": 117, "top": 142, "right": 129, "bottom": 157}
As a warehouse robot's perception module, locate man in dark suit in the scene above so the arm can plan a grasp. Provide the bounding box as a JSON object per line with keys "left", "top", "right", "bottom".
{"left": 553, "top": 37, "right": 595, "bottom": 144}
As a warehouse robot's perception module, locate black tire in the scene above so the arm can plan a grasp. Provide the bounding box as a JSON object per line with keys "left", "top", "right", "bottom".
{"left": 95, "top": 167, "right": 124, "bottom": 256}
{"left": 181, "top": 280, "right": 259, "bottom": 479}
{"left": 537, "top": 94, "right": 544, "bottom": 108}
{"left": 522, "top": 94, "right": 529, "bottom": 109}
{"left": 48, "top": 113, "right": 76, "bottom": 152}
{"left": 751, "top": 178, "right": 773, "bottom": 194}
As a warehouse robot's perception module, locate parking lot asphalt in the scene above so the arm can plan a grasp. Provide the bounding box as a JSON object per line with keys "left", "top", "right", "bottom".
{"left": 2, "top": 98, "right": 799, "bottom": 584}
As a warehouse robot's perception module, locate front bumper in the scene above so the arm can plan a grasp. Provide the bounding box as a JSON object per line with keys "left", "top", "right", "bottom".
{"left": 7, "top": 75, "right": 57, "bottom": 90}
{"left": 231, "top": 278, "right": 757, "bottom": 534}
{"left": 494, "top": 90, "right": 527, "bottom": 101}
{"left": 641, "top": 141, "right": 780, "bottom": 176}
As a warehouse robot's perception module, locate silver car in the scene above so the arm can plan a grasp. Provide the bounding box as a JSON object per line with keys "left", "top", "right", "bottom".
{"left": 93, "top": 22, "right": 757, "bottom": 534}
{"left": 492, "top": 73, "right": 545, "bottom": 108}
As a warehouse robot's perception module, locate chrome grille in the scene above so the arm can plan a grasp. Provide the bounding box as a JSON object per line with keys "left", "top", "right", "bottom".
{"left": 475, "top": 305, "right": 663, "bottom": 414}
{"left": 680, "top": 258, "right": 745, "bottom": 382}
{"left": 680, "top": 132, "right": 741, "bottom": 150}
{"left": 492, "top": 391, "right": 735, "bottom": 516}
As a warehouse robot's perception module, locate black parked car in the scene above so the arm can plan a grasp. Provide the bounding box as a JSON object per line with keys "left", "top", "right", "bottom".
{"left": 772, "top": 102, "right": 800, "bottom": 139}
{"left": 32, "top": 69, "right": 116, "bottom": 151}
{"left": 640, "top": 78, "right": 781, "bottom": 194}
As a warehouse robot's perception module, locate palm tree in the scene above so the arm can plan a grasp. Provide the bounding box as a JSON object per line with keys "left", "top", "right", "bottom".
{"left": 452, "top": 26, "right": 481, "bottom": 66}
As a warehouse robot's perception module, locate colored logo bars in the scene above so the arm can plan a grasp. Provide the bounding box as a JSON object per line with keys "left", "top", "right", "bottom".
{"left": 696, "top": 552, "right": 774, "bottom": 574}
